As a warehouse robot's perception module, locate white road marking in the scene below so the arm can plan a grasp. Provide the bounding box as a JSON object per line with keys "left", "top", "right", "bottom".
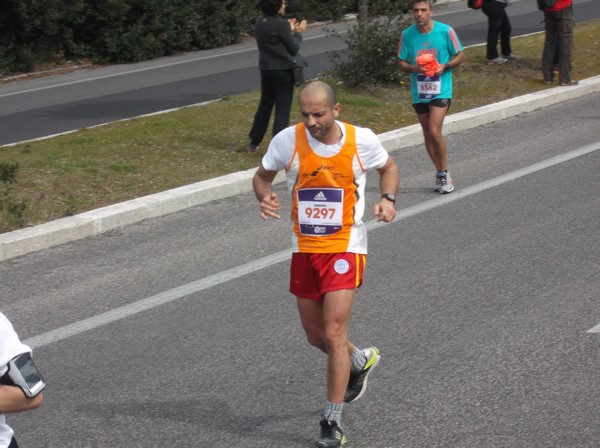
{"left": 587, "top": 324, "right": 600, "bottom": 334}
{"left": 0, "top": 30, "right": 342, "bottom": 99}
{"left": 0, "top": 48, "right": 255, "bottom": 99}
{"left": 23, "top": 141, "right": 600, "bottom": 348}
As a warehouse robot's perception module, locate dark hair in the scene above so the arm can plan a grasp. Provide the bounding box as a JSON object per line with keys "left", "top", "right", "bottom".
{"left": 259, "top": 0, "right": 283, "bottom": 16}
{"left": 410, "top": 0, "right": 433, "bottom": 9}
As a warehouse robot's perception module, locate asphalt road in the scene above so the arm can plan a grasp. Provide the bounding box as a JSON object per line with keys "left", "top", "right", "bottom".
{"left": 2, "top": 90, "right": 599, "bottom": 447}
{"left": 0, "top": 0, "right": 598, "bottom": 146}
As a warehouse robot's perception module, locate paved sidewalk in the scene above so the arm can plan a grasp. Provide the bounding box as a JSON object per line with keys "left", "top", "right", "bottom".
{"left": 1, "top": 76, "right": 599, "bottom": 262}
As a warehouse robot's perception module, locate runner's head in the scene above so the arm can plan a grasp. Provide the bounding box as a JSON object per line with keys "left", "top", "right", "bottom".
{"left": 298, "top": 81, "right": 341, "bottom": 143}
{"left": 411, "top": 0, "right": 434, "bottom": 28}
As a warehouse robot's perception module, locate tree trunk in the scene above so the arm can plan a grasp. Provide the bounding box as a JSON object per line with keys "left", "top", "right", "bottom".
{"left": 358, "top": 0, "right": 368, "bottom": 22}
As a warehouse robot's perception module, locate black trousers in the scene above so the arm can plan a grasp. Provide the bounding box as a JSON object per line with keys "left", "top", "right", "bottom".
{"left": 248, "top": 69, "right": 294, "bottom": 146}
{"left": 8, "top": 437, "right": 18, "bottom": 448}
{"left": 482, "top": 0, "right": 512, "bottom": 60}
{"left": 542, "top": 6, "right": 574, "bottom": 83}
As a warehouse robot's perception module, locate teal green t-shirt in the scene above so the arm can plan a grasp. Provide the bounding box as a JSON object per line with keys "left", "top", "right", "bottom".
{"left": 398, "top": 21, "right": 463, "bottom": 103}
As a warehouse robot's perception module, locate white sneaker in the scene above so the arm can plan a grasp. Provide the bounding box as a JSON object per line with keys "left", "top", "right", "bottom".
{"left": 437, "top": 173, "right": 454, "bottom": 194}
{"left": 487, "top": 57, "right": 508, "bottom": 65}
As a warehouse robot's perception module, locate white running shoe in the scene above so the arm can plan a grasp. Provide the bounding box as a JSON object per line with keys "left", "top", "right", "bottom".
{"left": 438, "top": 173, "right": 454, "bottom": 194}
{"left": 487, "top": 57, "right": 508, "bottom": 65}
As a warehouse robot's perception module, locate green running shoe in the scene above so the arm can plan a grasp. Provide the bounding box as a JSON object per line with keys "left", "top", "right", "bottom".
{"left": 344, "top": 346, "right": 380, "bottom": 403}
{"left": 316, "top": 416, "right": 347, "bottom": 447}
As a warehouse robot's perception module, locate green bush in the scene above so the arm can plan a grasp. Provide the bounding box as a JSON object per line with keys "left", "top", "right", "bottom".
{"left": 285, "top": 0, "right": 356, "bottom": 22}
{"left": 327, "top": 14, "right": 411, "bottom": 86}
{"left": 0, "top": 0, "right": 260, "bottom": 71}
{"left": 0, "top": 0, "right": 411, "bottom": 82}
{"left": 76, "top": 0, "right": 253, "bottom": 62}
{"left": 0, "top": 0, "right": 65, "bottom": 73}
{"left": 0, "top": 162, "right": 27, "bottom": 230}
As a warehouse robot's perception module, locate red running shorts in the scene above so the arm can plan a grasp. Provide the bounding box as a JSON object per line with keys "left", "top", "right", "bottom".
{"left": 289, "top": 252, "right": 367, "bottom": 301}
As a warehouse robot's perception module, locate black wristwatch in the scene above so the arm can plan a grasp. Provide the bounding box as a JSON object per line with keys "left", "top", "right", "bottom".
{"left": 381, "top": 193, "right": 396, "bottom": 204}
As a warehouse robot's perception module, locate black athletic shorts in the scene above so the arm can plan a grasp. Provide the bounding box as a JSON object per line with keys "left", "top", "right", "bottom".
{"left": 412, "top": 98, "right": 451, "bottom": 114}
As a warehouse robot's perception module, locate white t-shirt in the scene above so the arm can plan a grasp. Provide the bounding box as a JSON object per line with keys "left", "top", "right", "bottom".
{"left": 0, "top": 313, "right": 31, "bottom": 448}
{"left": 262, "top": 121, "right": 390, "bottom": 253}
{"left": 262, "top": 121, "right": 388, "bottom": 174}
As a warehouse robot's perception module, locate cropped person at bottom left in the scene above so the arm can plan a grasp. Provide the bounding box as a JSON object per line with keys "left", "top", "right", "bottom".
{"left": 0, "top": 313, "right": 44, "bottom": 448}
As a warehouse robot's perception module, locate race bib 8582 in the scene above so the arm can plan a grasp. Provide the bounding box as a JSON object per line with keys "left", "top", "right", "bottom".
{"left": 417, "top": 74, "right": 441, "bottom": 100}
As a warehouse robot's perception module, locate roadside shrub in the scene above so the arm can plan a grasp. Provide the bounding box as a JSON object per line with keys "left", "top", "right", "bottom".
{"left": 0, "top": 162, "right": 27, "bottom": 230}
{"left": 0, "top": 0, "right": 258, "bottom": 71}
{"left": 327, "top": 14, "right": 411, "bottom": 87}
{"left": 285, "top": 0, "right": 355, "bottom": 22}
{"left": 0, "top": 0, "right": 411, "bottom": 75}
{"left": 76, "top": 0, "right": 250, "bottom": 62}
{"left": 0, "top": 0, "right": 64, "bottom": 73}
{"left": 189, "top": 0, "right": 254, "bottom": 50}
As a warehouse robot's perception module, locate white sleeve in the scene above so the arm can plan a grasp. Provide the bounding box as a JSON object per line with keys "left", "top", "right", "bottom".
{"left": 355, "top": 126, "right": 390, "bottom": 170}
{"left": 261, "top": 126, "right": 297, "bottom": 172}
{"left": 0, "top": 313, "right": 31, "bottom": 375}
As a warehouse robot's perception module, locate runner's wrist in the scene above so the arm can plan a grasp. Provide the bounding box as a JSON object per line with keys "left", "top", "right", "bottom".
{"left": 380, "top": 193, "right": 396, "bottom": 204}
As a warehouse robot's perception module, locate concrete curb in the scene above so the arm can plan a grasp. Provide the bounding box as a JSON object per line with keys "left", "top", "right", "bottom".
{"left": 1, "top": 75, "right": 599, "bottom": 261}
{"left": 378, "top": 75, "right": 600, "bottom": 151}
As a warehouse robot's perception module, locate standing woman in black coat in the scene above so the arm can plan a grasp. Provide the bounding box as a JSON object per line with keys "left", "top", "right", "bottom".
{"left": 247, "top": 0, "right": 307, "bottom": 154}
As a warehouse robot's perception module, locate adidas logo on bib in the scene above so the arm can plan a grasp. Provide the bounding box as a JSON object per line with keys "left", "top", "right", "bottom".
{"left": 313, "top": 191, "right": 328, "bottom": 201}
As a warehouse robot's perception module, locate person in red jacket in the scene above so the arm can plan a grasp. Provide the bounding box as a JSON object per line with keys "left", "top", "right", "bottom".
{"left": 541, "top": 0, "right": 577, "bottom": 86}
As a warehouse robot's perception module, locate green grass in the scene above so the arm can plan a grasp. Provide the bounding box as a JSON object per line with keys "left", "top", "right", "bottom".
{"left": 1, "top": 19, "right": 599, "bottom": 233}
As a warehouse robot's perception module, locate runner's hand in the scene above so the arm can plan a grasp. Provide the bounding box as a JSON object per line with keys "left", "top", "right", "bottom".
{"left": 435, "top": 64, "right": 447, "bottom": 76}
{"left": 260, "top": 193, "right": 281, "bottom": 220}
{"left": 374, "top": 200, "right": 396, "bottom": 223}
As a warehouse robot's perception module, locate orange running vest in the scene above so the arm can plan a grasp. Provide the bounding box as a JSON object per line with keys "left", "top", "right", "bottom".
{"left": 289, "top": 122, "right": 365, "bottom": 253}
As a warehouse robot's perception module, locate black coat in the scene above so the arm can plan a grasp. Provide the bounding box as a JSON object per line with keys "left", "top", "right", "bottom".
{"left": 254, "top": 14, "right": 306, "bottom": 71}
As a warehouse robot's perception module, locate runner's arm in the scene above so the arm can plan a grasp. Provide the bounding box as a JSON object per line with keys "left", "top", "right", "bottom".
{"left": 253, "top": 166, "right": 281, "bottom": 220}
{"left": 438, "top": 51, "right": 465, "bottom": 75}
{"left": 0, "top": 385, "right": 43, "bottom": 414}
{"left": 374, "top": 156, "right": 399, "bottom": 223}
{"left": 398, "top": 58, "right": 424, "bottom": 74}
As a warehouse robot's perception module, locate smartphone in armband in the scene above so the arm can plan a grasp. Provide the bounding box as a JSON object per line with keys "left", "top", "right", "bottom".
{"left": 4, "top": 352, "right": 46, "bottom": 398}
